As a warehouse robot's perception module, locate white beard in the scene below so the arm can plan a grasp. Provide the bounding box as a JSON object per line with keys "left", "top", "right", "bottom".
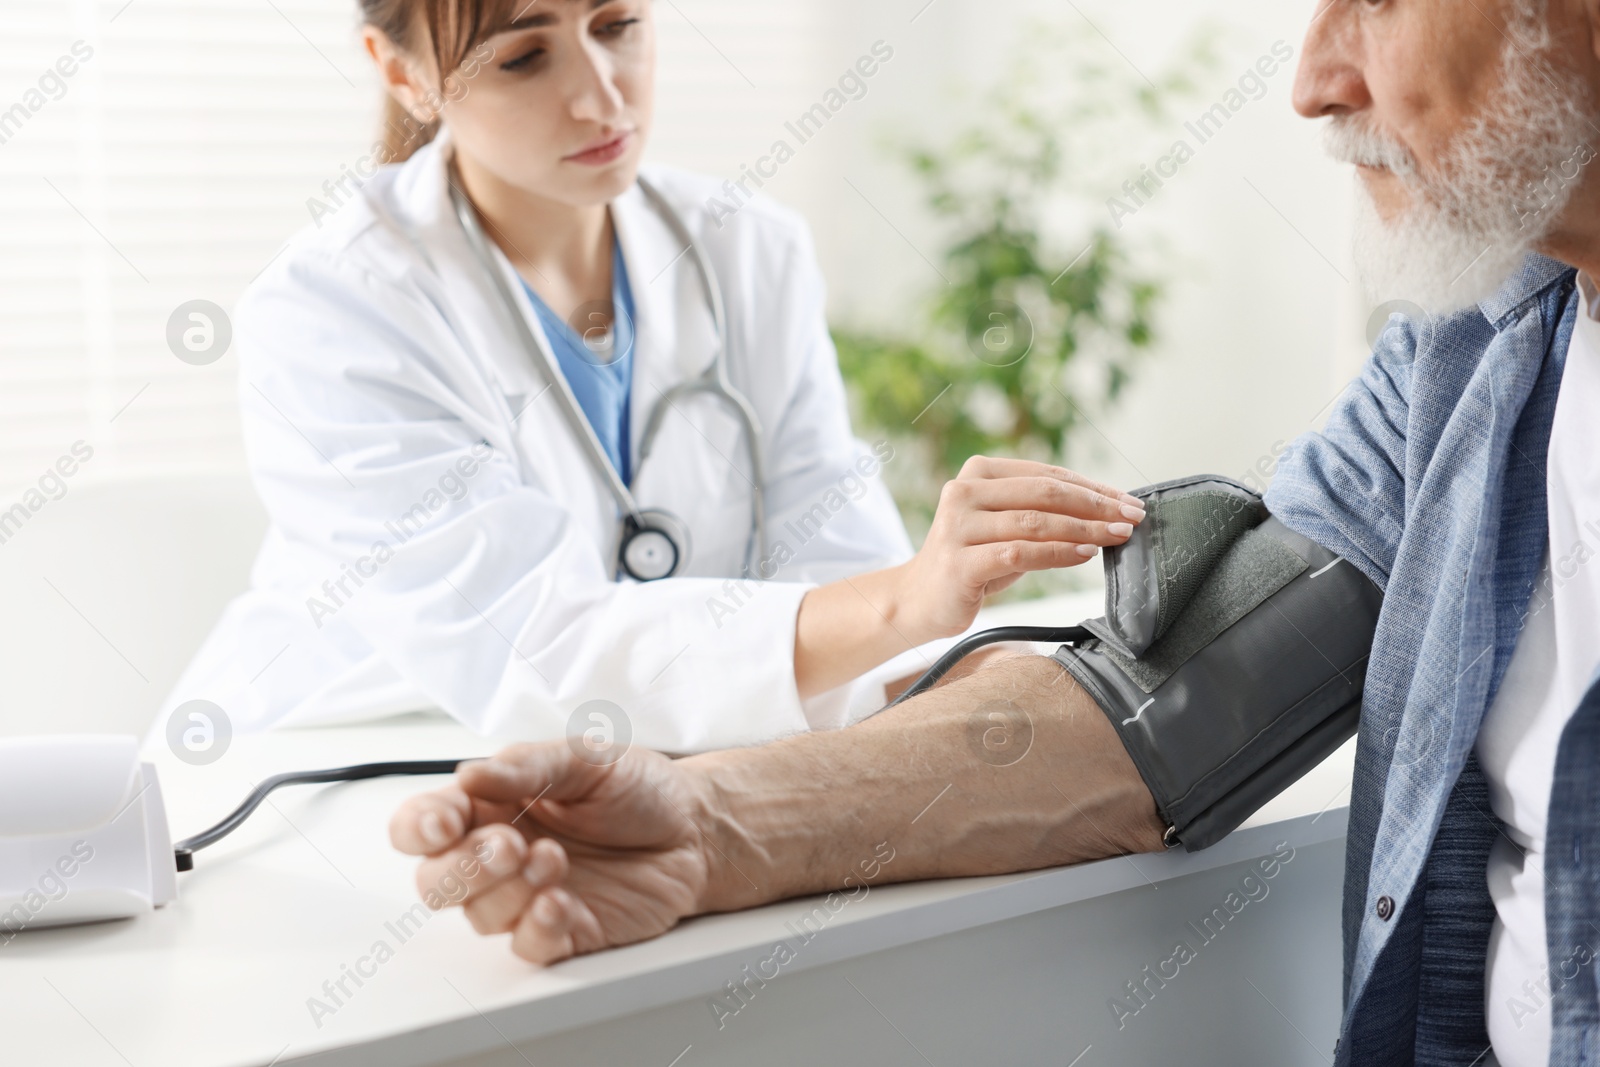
{"left": 1345, "top": 181, "right": 1539, "bottom": 318}
{"left": 1326, "top": 23, "right": 1594, "bottom": 317}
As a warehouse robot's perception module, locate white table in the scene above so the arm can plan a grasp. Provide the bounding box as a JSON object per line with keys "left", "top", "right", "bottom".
{"left": 2, "top": 717, "right": 1354, "bottom": 1067}
{"left": 2, "top": 592, "right": 1357, "bottom": 1067}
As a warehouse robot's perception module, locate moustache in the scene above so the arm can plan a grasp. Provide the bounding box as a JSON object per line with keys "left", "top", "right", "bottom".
{"left": 1323, "top": 117, "right": 1419, "bottom": 177}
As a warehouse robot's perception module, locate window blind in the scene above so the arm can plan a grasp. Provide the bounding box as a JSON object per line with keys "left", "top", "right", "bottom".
{"left": 0, "top": 0, "right": 379, "bottom": 490}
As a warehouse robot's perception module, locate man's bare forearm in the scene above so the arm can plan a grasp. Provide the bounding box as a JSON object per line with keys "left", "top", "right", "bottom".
{"left": 687, "top": 654, "right": 1168, "bottom": 913}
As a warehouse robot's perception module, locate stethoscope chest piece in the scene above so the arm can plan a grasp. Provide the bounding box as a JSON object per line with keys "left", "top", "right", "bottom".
{"left": 447, "top": 165, "right": 766, "bottom": 579}
{"left": 621, "top": 509, "right": 691, "bottom": 582}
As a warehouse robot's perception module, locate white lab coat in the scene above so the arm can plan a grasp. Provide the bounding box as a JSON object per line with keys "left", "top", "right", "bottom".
{"left": 163, "top": 132, "right": 924, "bottom": 753}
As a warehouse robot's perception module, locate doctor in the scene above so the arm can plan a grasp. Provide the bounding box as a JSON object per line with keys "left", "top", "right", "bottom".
{"left": 164, "top": 0, "right": 1146, "bottom": 751}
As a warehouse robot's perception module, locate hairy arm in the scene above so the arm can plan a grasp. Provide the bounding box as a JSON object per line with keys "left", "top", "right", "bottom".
{"left": 391, "top": 654, "right": 1166, "bottom": 962}
{"left": 702, "top": 654, "right": 1166, "bottom": 908}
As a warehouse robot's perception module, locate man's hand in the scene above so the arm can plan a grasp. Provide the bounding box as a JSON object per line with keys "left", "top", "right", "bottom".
{"left": 391, "top": 655, "right": 1167, "bottom": 967}
{"left": 389, "top": 745, "right": 715, "bottom": 964}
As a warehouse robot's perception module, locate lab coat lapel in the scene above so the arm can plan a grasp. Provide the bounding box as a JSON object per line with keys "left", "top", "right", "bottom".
{"left": 396, "top": 134, "right": 612, "bottom": 539}
{"left": 611, "top": 176, "right": 718, "bottom": 479}
{"left": 403, "top": 136, "right": 549, "bottom": 402}
{"left": 397, "top": 146, "right": 747, "bottom": 576}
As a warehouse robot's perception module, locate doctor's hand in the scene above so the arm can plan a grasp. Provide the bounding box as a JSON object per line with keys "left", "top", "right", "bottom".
{"left": 794, "top": 457, "right": 1143, "bottom": 698}
{"left": 900, "top": 456, "right": 1145, "bottom": 640}
{"left": 389, "top": 744, "right": 715, "bottom": 964}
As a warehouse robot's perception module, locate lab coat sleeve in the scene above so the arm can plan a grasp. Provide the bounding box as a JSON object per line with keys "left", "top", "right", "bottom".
{"left": 237, "top": 251, "right": 822, "bottom": 754}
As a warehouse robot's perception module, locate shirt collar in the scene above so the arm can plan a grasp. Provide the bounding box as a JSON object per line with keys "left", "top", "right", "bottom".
{"left": 1476, "top": 252, "right": 1576, "bottom": 327}
{"left": 1576, "top": 272, "right": 1600, "bottom": 321}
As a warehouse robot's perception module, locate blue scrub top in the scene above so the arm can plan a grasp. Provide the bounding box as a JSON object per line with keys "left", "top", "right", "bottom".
{"left": 521, "top": 238, "right": 637, "bottom": 485}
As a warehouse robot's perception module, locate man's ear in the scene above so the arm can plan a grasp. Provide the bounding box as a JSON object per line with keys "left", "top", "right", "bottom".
{"left": 361, "top": 25, "right": 438, "bottom": 123}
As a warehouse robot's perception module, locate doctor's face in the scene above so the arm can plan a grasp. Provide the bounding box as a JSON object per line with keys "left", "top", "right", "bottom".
{"left": 403, "top": 0, "right": 657, "bottom": 209}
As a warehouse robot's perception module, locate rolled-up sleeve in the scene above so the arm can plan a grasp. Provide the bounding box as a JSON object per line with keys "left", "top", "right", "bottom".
{"left": 1265, "top": 331, "right": 1415, "bottom": 590}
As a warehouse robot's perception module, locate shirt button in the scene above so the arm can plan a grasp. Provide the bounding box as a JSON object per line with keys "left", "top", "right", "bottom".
{"left": 1375, "top": 895, "right": 1395, "bottom": 921}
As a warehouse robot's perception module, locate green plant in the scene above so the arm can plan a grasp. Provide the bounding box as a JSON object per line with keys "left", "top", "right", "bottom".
{"left": 834, "top": 20, "right": 1219, "bottom": 553}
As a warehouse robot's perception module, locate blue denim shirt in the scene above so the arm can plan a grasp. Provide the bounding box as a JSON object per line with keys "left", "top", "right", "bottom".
{"left": 1264, "top": 254, "right": 1593, "bottom": 1066}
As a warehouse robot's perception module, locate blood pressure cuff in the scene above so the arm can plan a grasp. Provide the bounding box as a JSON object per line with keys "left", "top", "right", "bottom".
{"left": 1051, "top": 475, "right": 1383, "bottom": 852}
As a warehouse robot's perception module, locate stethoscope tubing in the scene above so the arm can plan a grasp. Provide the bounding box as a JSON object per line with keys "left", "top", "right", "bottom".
{"left": 448, "top": 164, "right": 767, "bottom": 578}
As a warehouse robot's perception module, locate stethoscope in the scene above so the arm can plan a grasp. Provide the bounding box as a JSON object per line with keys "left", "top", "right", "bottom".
{"left": 448, "top": 166, "right": 767, "bottom": 582}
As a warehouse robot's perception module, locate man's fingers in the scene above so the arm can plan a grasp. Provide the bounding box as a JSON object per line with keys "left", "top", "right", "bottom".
{"left": 521, "top": 837, "right": 570, "bottom": 887}
{"left": 510, "top": 885, "right": 608, "bottom": 965}
{"left": 456, "top": 743, "right": 608, "bottom": 806}
{"left": 470, "top": 794, "right": 536, "bottom": 833}
{"left": 510, "top": 888, "right": 578, "bottom": 965}
{"left": 390, "top": 786, "right": 474, "bottom": 856}
{"left": 463, "top": 876, "right": 536, "bottom": 935}
{"left": 958, "top": 457, "right": 1142, "bottom": 507}
{"left": 414, "top": 824, "right": 528, "bottom": 909}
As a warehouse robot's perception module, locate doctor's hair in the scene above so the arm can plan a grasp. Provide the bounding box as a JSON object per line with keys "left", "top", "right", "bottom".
{"left": 361, "top": 0, "right": 516, "bottom": 164}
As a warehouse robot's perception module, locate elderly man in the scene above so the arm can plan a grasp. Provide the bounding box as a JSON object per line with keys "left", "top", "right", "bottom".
{"left": 391, "top": 1, "right": 1600, "bottom": 1063}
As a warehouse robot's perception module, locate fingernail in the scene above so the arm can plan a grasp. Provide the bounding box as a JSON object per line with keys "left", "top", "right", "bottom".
{"left": 1120, "top": 504, "right": 1146, "bottom": 521}
{"left": 1076, "top": 544, "right": 1098, "bottom": 558}
{"left": 1121, "top": 493, "right": 1144, "bottom": 507}
{"left": 1108, "top": 522, "right": 1134, "bottom": 537}
{"left": 533, "top": 892, "right": 563, "bottom": 927}
{"left": 483, "top": 834, "right": 519, "bottom": 875}
{"left": 420, "top": 811, "right": 446, "bottom": 848}
{"left": 523, "top": 850, "right": 554, "bottom": 885}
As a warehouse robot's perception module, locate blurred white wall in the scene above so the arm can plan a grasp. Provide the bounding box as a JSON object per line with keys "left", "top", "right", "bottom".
{"left": 0, "top": 0, "right": 1372, "bottom": 500}
{"left": 647, "top": 0, "right": 1372, "bottom": 494}
{"left": 0, "top": 0, "right": 1383, "bottom": 734}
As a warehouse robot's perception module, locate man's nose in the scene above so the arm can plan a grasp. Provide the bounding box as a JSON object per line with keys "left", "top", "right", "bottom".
{"left": 1293, "top": 1, "right": 1371, "bottom": 118}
